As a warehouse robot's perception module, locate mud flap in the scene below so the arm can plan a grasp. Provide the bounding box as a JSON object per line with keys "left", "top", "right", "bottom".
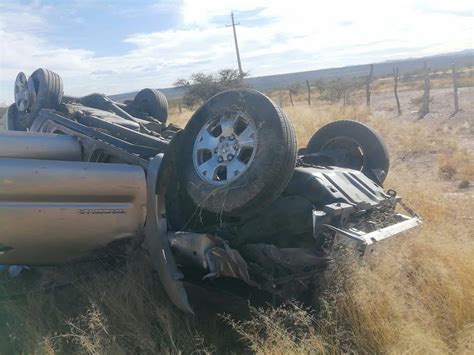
{"left": 142, "top": 155, "right": 193, "bottom": 314}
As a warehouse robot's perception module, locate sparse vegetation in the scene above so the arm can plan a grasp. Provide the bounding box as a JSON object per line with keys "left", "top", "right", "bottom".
{"left": 1, "top": 75, "right": 473, "bottom": 354}
{"left": 174, "top": 68, "right": 248, "bottom": 108}
{"left": 0, "top": 257, "right": 224, "bottom": 354}
{"left": 438, "top": 148, "right": 474, "bottom": 182}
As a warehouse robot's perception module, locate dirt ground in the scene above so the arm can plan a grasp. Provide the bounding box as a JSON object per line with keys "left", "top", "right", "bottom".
{"left": 374, "top": 86, "right": 473, "bottom": 190}
{"left": 370, "top": 86, "right": 474, "bottom": 149}
{"left": 371, "top": 87, "right": 473, "bottom": 120}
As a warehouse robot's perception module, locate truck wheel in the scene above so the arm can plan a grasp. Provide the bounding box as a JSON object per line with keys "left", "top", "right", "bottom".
{"left": 15, "top": 68, "right": 63, "bottom": 129}
{"left": 179, "top": 89, "right": 297, "bottom": 216}
{"left": 3, "top": 104, "right": 27, "bottom": 131}
{"left": 29, "top": 68, "right": 63, "bottom": 118}
{"left": 132, "top": 88, "right": 168, "bottom": 124}
{"left": 306, "top": 120, "right": 389, "bottom": 184}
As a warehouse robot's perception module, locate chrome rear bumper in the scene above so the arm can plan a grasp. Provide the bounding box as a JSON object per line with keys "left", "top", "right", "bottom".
{"left": 319, "top": 213, "right": 422, "bottom": 257}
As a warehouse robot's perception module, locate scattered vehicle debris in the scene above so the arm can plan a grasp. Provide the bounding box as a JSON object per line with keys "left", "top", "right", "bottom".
{"left": 0, "top": 69, "right": 421, "bottom": 313}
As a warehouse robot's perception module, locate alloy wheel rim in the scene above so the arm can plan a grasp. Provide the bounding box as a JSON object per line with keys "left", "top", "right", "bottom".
{"left": 193, "top": 111, "right": 258, "bottom": 185}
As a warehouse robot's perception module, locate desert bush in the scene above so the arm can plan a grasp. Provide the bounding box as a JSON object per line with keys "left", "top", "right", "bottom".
{"left": 438, "top": 148, "right": 474, "bottom": 182}
{"left": 458, "top": 76, "right": 474, "bottom": 88}
{"left": 402, "top": 72, "right": 413, "bottom": 82}
{"left": 318, "top": 77, "right": 365, "bottom": 104}
{"left": 224, "top": 302, "right": 328, "bottom": 354}
{"left": 409, "top": 94, "right": 433, "bottom": 107}
{"left": 174, "top": 68, "right": 247, "bottom": 108}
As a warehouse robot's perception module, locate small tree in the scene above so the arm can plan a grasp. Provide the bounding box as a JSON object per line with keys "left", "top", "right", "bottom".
{"left": 320, "top": 77, "right": 364, "bottom": 105}
{"left": 312, "top": 79, "right": 326, "bottom": 96}
{"left": 174, "top": 69, "right": 247, "bottom": 109}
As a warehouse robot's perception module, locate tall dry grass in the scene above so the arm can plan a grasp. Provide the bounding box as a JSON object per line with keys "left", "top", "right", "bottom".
{"left": 227, "top": 101, "right": 474, "bottom": 354}
{"left": 0, "top": 257, "right": 217, "bottom": 354}
{"left": 0, "top": 98, "right": 472, "bottom": 354}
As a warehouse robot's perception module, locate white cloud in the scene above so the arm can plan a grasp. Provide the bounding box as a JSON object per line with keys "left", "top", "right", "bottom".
{"left": 0, "top": 0, "right": 473, "bottom": 104}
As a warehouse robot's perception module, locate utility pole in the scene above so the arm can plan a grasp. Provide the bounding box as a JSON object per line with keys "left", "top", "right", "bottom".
{"left": 226, "top": 12, "right": 244, "bottom": 78}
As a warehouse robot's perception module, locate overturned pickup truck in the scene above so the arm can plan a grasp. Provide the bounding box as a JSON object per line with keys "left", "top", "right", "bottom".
{"left": 1, "top": 69, "right": 421, "bottom": 313}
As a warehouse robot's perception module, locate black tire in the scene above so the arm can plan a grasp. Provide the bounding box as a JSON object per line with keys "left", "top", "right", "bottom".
{"left": 179, "top": 89, "right": 297, "bottom": 216}
{"left": 2, "top": 105, "right": 12, "bottom": 130}
{"left": 3, "top": 104, "right": 27, "bottom": 131}
{"left": 16, "top": 68, "right": 63, "bottom": 129}
{"left": 132, "top": 88, "right": 168, "bottom": 124}
{"left": 164, "top": 131, "right": 224, "bottom": 231}
{"left": 306, "top": 120, "right": 389, "bottom": 184}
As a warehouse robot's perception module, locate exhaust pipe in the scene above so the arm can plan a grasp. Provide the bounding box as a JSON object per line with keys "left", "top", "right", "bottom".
{"left": 0, "top": 131, "right": 82, "bottom": 161}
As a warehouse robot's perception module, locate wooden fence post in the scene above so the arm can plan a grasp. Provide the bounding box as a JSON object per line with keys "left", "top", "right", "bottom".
{"left": 393, "top": 67, "right": 402, "bottom": 116}
{"left": 419, "top": 61, "right": 431, "bottom": 119}
{"left": 451, "top": 64, "right": 459, "bottom": 117}
{"left": 288, "top": 89, "right": 294, "bottom": 107}
{"left": 306, "top": 80, "right": 311, "bottom": 106}
{"left": 366, "top": 64, "right": 373, "bottom": 106}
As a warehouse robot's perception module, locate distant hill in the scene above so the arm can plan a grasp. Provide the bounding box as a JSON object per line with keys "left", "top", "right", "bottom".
{"left": 83, "top": 49, "right": 474, "bottom": 102}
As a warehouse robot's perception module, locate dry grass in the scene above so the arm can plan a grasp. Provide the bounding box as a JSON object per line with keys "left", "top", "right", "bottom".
{"left": 225, "top": 100, "right": 474, "bottom": 354}
{"left": 438, "top": 148, "right": 474, "bottom": 182}
{"left": 0, "top": 258, "right": 221, "bottom": 354}
{"left": 224, "top": 302, "right": 328, "bottom": 354}
{"left": 329, "top": 189, "right": 474, "bottom": 354}
{"left": 0, "top": 96, "right": 473, "bottom": 354}
{"left": 366, "top": 69, "right": 474, "bottom": 94}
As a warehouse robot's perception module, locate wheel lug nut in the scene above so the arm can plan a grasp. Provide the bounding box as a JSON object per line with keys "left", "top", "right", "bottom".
{"left": 219, "top": 136, "right": 225, "bottom": 142}
{"left": 218, "top": 156, "right": 224, "bottom": 162}
{"left": 233, "top": 144, "right": 239, "bottom": 150}
{"left": 214, "top": 148, "right": 218, "bottom": 153}
{"left": 227, "top": 154, "right": 234, "bottom": 161}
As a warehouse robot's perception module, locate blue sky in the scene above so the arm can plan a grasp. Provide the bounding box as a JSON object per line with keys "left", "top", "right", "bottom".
{"left": 0, "top": 0, "right": 473, "bottom": 104}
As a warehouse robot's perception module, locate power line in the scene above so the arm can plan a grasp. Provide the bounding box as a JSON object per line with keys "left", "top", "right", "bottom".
{"left": 226, "top": 12, "right": 244, "bottom": 78}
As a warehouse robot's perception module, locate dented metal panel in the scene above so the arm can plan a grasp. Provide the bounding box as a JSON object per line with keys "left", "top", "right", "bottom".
{"left": 285, "top": 166, "right": 389, "bottom": 209}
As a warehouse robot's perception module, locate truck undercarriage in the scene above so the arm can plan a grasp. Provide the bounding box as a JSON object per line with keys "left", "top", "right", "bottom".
{"left": 0, "top": 69, "right": 421, "bottom": 313}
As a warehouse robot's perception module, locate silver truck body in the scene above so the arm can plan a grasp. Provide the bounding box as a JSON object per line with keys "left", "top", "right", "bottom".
{"left": 0, "top": 70, "right": 421, "bottom": 313}
{"left": 0, "top": 132, "right": 147, "bottom": 264}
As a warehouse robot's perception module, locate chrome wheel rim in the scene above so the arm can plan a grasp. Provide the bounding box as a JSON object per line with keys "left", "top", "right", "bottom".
{"left": 14, "top": 72, "right": 35, "bottom": 112}
{"left": 193, "top": 111, "right": 258, "bottom": 185}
